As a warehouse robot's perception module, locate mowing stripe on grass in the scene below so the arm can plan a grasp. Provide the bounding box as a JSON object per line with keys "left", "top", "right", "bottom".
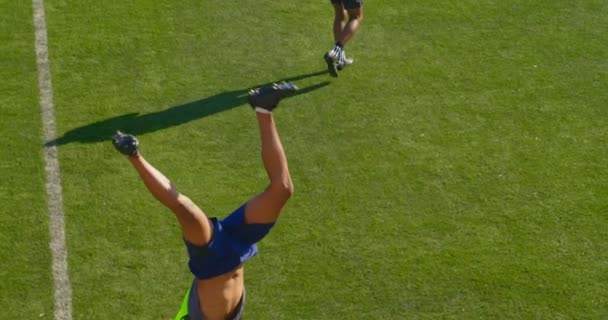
{"left": 32, "top": 0, "right": 73, "bottom": 319}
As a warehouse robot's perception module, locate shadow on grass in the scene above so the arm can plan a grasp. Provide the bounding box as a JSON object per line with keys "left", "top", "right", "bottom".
{"left": 47, "top": 70, "right": 330, "bottom": 146}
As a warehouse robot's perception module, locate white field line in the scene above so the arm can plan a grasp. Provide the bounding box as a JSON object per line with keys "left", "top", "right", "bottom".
{"left": 32, "top": 0, "right": 73, "bottom": 319}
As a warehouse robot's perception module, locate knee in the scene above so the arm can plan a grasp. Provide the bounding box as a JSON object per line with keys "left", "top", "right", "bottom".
{"left": 348, "top": 9, "right": 363, "bottom": 22}
{"left": 349, "top": 13, "right": 362, "bottom": 22}
{"left": 283, "top": 180, "right": 295, "bottom": 197}
{"left": 272, "top": 179, "right": 294, "bottom": 198}
{"left": 334, "top": 10, "right": 347, "bottom": 22}
{"left": 172, "top": 193, "right": 194, "bottom": 211}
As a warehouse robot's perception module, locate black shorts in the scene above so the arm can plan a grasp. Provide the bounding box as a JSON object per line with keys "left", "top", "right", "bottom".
{"left": 330, "top": 0, "right": 363, "bottom": 10}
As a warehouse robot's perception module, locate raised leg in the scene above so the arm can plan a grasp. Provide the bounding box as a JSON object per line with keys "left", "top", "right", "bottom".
{"left": 127, "top": 154, "right": 212, "bottom": 245}
{"left": 244, "top": 113, "right": 294, "bottom": 224}
{"left": 244, "top": 83, "right": 296, "bottom": 224}
{"left": 112, "top": 132, "right": 212, "bottom": 246}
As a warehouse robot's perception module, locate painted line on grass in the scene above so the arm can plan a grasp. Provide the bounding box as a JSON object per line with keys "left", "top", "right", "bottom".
{"left": 32, "top": 0, "right": 73, "bottom": 319}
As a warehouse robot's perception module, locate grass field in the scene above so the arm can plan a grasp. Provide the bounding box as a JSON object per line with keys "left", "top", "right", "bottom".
{"left": 2, "top": 0, "right": 607, "bottom": 319}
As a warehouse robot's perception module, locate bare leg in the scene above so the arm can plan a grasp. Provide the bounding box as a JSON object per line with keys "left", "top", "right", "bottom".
{"left": 333, "top": 3, "right": 347, "bottom": 42}
{"left": 127, "top": 153, "right": 212, "bottom": 245}
{"left": 327, "top": 5, "right": 362, "bottom": 70}
{"left": 337, "top": 7, "right": 363, "bottom": 45}
{"left": 244, "top": 113, "right": 294, "bottom": 224}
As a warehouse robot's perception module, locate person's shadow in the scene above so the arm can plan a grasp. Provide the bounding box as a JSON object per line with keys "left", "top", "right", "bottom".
{"left": 47, "top": 70, "right": 330, "bottom": 146}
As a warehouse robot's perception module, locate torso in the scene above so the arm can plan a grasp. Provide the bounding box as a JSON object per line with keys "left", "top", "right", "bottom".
{"left": 197, "top": 265, "right": 244, "bottom": 320}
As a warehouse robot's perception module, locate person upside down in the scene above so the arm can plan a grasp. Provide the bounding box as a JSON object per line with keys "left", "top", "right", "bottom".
{"left": 112, "top": 82, "right": 297, "bottom": 320}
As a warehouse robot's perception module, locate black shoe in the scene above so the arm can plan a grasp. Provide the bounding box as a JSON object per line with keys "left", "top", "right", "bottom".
{"left": 112, "top": 131, "right": 139, "bottom": 156}
{"left": 247, "top": 81, "right": 298, "bottom": 112}
{"left": 324, "top": 53, "right": 338, "bottom": 77}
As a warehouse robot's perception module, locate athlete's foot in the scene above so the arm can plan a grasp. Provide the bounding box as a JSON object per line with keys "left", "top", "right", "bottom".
{"left": 337, "top": 57, "right": 354, "bottom": 71}
{"left": 247, "top": 81, "right": 298, "bottom": 113}
{"left": 324, "top": 53, "right": 338, "bottom": 77}
{"left": 112, "top": 131, "right": 139, "bottom": 156}
{"left": 327, "top": 47, "right": 340, "bottom": 61}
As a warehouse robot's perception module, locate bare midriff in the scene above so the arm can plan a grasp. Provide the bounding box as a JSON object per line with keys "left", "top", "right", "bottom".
{"left": 197, "top": 265, "right": 245, "bottom": 320}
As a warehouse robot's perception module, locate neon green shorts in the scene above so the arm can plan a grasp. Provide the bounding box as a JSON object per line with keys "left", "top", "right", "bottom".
{"left": 174, "top": 288, "right": 190, "bottom": 320}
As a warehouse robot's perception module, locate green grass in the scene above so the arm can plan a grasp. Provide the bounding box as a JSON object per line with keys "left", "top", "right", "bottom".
{"left": 0, "top": 1, "right": 54, "bottom": 318}
{"left": 2, "top": 0, "right": 607, "bottom": 318}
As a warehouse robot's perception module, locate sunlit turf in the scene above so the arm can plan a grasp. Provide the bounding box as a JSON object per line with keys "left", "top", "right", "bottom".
{"left": 2, "top": 0, "right": 607, "bottom": 318}
{"left": 0, "top": 1, "right": 54, "bottom": 318}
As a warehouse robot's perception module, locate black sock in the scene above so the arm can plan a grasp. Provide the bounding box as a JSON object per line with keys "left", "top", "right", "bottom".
{"left": 335, "top": 42, "right": 344, "bottom": 49}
